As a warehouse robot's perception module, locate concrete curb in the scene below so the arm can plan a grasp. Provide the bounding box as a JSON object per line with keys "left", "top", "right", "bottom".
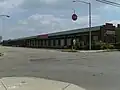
{"left": 0, "top": 77, "right": 85, "bottom": 90}
{"left": 78, "top": 50, "right": 108, "bottom": 53}
{"left": 60, "top": 49, "right": 107, "bottom": 53}
{"left": 78, "top": 49, "right": 120, "bottom": 53}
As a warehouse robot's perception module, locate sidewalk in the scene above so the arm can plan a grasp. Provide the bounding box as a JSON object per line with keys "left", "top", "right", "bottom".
{"left": 60, "top": 49, "right": 109, "bottom": 53}
{"left": 78, "top": 50, "right": 108, "bottom": 53}
{"left": 0, "top": 77, "right": 85, "bottom": 90}
{"left": 78, "top": 49, "right": 119, "bottom": 53}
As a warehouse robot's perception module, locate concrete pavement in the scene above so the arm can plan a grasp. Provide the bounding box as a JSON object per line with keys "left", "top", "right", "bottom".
{"left": 0, "top": 77, "right": 85, "bottom": 90}
{"left": 78, "top": 49, "right": 119, "bottom": 53}
{"left": 0, "top": 46, "right": 120, "bottom": 90}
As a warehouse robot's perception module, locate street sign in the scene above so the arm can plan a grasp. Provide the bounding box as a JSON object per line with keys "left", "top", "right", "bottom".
{"left": 72, "top": 13, "right": 78, "bottom": 21}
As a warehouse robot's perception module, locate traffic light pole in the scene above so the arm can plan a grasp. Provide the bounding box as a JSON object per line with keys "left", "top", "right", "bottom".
{"left": 89, "top": 3, "right": 92, "bottom": 50}
{"left": 0, "top": 15, "right": 10, "bottom": 41}
{"left": 73, "top": 0, "right": 92, "bottom": 50}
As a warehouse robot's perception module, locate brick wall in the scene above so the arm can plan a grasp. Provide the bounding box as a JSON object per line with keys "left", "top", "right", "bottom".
{"left": 100, "top": 23, "right": 116, "bottom": 43}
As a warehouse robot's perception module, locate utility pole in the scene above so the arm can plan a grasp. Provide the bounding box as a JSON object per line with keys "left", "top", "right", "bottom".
{"left": 73, "top": 0, "right": 92, "bottom": 50}
{"left": 0, "top": 15, "right": 10, "bottom": 42}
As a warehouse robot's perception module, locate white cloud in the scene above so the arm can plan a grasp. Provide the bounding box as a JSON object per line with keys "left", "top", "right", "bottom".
{"left": 5, "top": 13, "right": 102, "bottom": 39}
{"left": 1, "top": 0, "right": 120, "bottom": 40}
{"left": 74, "top": 15, "right": 102, "bottom": 27}
{"left": 0, "top": 0, "right": 24, "bottom": 9}
{"left": 101, "top": 5, "right": 120, "bottom": 13}
{"left": 42, "top": 0, "right": 58, "bottom": 4}
{"left": 96, "top": 0, "right": 120, "bottom": 13}
{"left": 0, "top": 0, "right": 24, "bottom": 14}
{"left": 108, "top": 20, "right": 120, "bottom": 26}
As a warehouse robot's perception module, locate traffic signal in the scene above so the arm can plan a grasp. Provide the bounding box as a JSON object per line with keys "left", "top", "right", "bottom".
{"left": 72, "top": 13, "right": 77, "bottom": 21}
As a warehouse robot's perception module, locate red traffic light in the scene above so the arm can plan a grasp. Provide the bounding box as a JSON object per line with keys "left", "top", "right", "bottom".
{"left": 72, "top": 13, "right": 77, "bottom": 21}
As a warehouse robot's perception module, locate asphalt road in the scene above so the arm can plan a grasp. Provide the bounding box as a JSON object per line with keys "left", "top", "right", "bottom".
{"left": 0, "top": 46, "right": 120, "bottom": 90}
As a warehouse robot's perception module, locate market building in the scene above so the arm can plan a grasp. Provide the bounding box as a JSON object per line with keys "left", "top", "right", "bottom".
{"left": 2, "top": 23, "right": 119, "bottom": 49}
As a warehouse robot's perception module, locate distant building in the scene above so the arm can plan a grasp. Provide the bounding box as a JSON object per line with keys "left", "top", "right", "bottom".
{"left": 116, "top": 24, "right": 120, "bottom": 43}
{"left": 2, "top": 23, "right": 119, "bottom": 49}
{"left": 0, "top": 36, "right": 2, "bottom": 42}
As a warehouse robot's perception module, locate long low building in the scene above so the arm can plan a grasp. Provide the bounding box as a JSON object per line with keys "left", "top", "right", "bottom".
{"left": 2, "top": 23, "right": 120, "bottom": 49}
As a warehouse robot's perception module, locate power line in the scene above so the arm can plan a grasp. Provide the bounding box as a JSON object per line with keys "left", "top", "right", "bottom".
{"left": 96, "top": 0, "right": 120, "bottom": 7}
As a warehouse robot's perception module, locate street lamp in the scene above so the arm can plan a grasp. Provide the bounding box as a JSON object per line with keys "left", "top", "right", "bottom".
{"left": 0, "top": 15, "right": 10, "bottom": 18}
{"left": 0, "top": 15, "right": 10, "bottom": 42}
{"left": 73, "top": 0, "right": 92, "bottom": 50}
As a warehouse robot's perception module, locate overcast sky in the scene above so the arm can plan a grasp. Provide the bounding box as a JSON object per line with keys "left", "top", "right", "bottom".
{"left": 0, "top": 0, "right": 120, "bottom": 40}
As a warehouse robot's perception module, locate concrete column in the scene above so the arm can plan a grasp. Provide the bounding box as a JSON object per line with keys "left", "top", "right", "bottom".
{"left": 28, "top": 40, "right": 30, "bottom": 47}
{"left": 81, "top": 36, "right": 85, "bottom": 46}
{"left": 55, "top": 40, "right": 58, "bottom": 46}
{"left": 58, "top": 39, "right": 60, "bottom": 46}
{"left": 29, "top": 40, "right": 31, "bottom": 47}
{"left": 25, "top": 40, "right": 28, "bottom": 47}
{"left": 41, "top": 40, "right": 43, "bottom": 47}
{"left": 39, "top": 40, "right": 41, "bottom": 47}
{"left": 67, "top": 38, "right": 71, "bottom": 46}
{"left": 37, "top": 40, "right": 39, "bottom": 47}
{"left": 44, "top": 40, "right": 46, "bottom": 47}
{"left": 31, "top": 40, "right": 33, "bottom": 47}
{"left": 38, "top": 40, "right": 40, "bottom": 47}
{"left": 35, "top": 40, "right": 37, "bottom": 47}
{"left": 25, "top": 40, "right": 27, "bottom": 47}
{"left": 34, "top": 40, "right": 36, "bottom": 47}
{"left": 61, "top": 39, "right": 64, "bottom": 46}
{"left": 51, "top": 40, "right": 53, "bottom": 47}
{"left": 33, "top": 40, "right": 35, "bottom": 47}
{"left": 64, "top": 39, "right": 67, "bottom": 46}
{"left": 36, "top": 40, "right": 38, "bottom": 48}
{"left": 36, "top": 40, "right": 38, "bottom": 47}
{"left": 48, "top": 40, "right": 50, "bottom": 47}
{"left": 46, "top": 40, "right": 48, "bottom": 47}
{"left": 43, "top": 40, "right": 45, "bottom": 47}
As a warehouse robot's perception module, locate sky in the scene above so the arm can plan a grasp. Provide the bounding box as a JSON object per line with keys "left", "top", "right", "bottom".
{"left": 0, "top": 0, "right": 120, "bottom": 40}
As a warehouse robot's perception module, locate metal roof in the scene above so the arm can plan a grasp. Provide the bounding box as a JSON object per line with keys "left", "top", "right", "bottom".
{"left": 8, "top": 25, "right": 101, "bottom": 41}
{"left": 10, "top": 36, "right": 37, "bottom": 41}
{"left": 49, "top": 26, "right": 101, "bottom": 36}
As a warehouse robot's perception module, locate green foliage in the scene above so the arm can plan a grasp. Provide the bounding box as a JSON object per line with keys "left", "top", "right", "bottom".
{"left": 92, "top": 41, "right": 115, "bottom": 50}
{"left": 94, "top": 41, "right": 114, "bottom": 50}
{"left": 75, "top": 41, "right": 81, "bottom": 50}
{"left": 74, "top": 41, "right": 85, "bottom": 50}
{"left": 100, "top": 43, "right": 114, "bottom": 50}
{"left": 70, "top": 40, "right": 115, "bottom": 50}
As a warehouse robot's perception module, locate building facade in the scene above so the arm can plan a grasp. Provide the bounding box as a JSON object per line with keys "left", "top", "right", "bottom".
{"left": 2, "top": 23, "right": 118, "bottom": 49}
